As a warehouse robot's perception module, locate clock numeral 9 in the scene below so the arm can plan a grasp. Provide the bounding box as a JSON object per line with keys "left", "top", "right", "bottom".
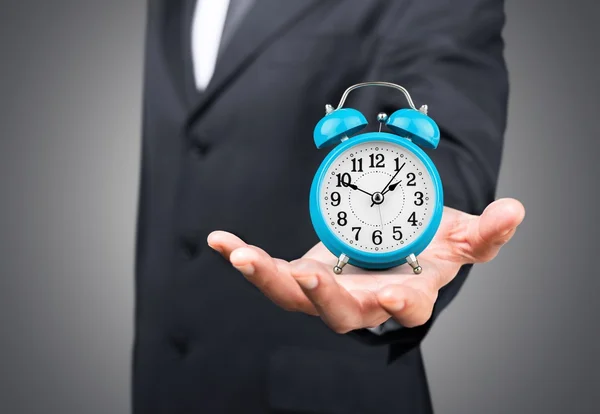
{"left": 414, "top": 191, "right": 424, "bottom": 206}
{"left": 393, "top": 226, "right": 403, "bottom": 240}
{"left": 336, "top": 173, "right": 351, "bottom": 187}
{"left": 351, "top": 226, "right": 361, "bottom": 241}
{"left": 331, "top": 191, "right": 341, "bottom": 206}
{"left": 406, "top": 172, "right": 416, "bottom": 186}
{"left": 337, "top": 211, "right": 347, "bottom": 226}
{"left": 372, "top": 230, "right": 382, "bottom": 245}
{"left": 369, "top": 153, "right": 385, "bottom": 168}
{"left": 351, "top": 158, "right": 363, "bottom": 172}
{"left": 408, "top": 212, "right": 418, "bottom": 226}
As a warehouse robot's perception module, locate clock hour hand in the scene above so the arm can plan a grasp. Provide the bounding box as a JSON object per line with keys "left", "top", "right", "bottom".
{"left": 343, "top": 182, "right": 373, "bottom": 197}
{"left": 382, "top": 180, "right": 402, "bottom": 195}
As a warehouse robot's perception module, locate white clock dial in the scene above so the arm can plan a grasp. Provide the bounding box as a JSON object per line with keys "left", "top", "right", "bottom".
{"left": 319, "top": 140, "right": 436, "bottom": 253}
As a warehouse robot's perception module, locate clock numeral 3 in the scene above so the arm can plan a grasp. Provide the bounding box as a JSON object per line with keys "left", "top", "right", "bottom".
{"left": 372, "top": 230, "right": 383, "bottom": 245}
{"left": 337, "top": 211, "right": 348, "bottom": 226}
{"left": 351, "top": 226, "right": 361, "bottom": 241}
{"left": 414, "top": 191, "right": 424, "bottom": 206}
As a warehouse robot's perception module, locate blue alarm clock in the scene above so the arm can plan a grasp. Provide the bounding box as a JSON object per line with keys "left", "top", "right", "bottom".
{"left": 309, "top": 82, "right": 443, "bottom": 275}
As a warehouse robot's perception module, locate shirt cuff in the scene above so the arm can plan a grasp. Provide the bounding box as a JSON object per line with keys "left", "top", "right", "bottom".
{"left": 366, "top": 318, "right": 403, "bottom": 335}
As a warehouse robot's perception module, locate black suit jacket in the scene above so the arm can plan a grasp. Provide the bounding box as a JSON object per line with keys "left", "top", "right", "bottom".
{"left": 134, "top": 1, "right": 508, "bottom": 413}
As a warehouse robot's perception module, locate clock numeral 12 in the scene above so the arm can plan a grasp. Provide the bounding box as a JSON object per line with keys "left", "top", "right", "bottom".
{"left": 369, "top": 153, "right": 385, "bottom": 168}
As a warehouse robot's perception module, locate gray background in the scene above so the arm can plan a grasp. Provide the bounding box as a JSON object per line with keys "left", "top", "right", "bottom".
{"left": 0, "top": 1, "right": 598, "bottom": 413}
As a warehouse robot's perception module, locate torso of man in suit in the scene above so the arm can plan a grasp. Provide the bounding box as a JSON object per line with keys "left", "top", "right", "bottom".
{"left": 134, "top": 1, "right": 508, "bottom": 413}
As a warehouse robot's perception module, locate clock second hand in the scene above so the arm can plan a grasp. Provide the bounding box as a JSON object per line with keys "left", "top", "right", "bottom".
{"left": 377, "top": 204, "right": 385, "bottom": 229}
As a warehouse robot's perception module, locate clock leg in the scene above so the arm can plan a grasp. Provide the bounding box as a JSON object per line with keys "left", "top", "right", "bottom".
{"left": 406, "top": 253, "right": 423, "bottom": 274}
{"left": 333, "top": 253, "right": 349, "bottom": 275}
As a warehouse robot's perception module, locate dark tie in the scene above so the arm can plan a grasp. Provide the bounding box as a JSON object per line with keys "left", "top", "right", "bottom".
{"left": 218, "top": 0, "right": 255, "bottom": 57}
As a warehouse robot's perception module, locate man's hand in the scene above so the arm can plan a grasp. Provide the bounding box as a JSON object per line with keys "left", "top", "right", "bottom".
{"left": 207, "top": 198, "right": 525, "bottom": 333}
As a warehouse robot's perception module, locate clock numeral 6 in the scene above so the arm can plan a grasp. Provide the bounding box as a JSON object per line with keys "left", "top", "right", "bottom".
{"left": 372, "top": 230, "right": 382, "bottom": 245}
{"left": 337, "top": 211, "right": 347, "bottom": 226}
{"left": 336, "top": 173, "right": 351, "bottom": 187}
{"left": 351, "top": 226, "right": 361, "bottom": 241}
{"left": 331, "top": 191, "right": 341, "bottom": 206}
{"left": 393, "top": 226, "right": 403, "bottom": 240}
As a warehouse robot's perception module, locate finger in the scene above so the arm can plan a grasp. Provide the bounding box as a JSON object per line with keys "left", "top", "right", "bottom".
{"left": 290, "top": 259, "right": 365, "bottom": 333}
{"left": 462, "top": 198, "right": 525, "bottom": 263}
{"left": 207, "top": 231, "right": 247, "bottom": 260}
{"left": 377, "top": 283, "right": 435, "bottom": 328}
{"left": 229, "top": 246, "right": 315, "bottom": 314}
{"left": 349, "top": 290, "right": 394, "bottom": 328}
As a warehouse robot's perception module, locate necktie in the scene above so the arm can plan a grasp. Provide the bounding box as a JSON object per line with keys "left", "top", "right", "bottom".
{"left": 218, "top": 0, "right": 255, "bottom": 58}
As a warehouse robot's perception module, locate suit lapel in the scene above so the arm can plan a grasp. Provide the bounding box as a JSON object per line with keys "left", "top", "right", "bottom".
{"left": 185, "top": 0, "right": 321, "bottom": 126}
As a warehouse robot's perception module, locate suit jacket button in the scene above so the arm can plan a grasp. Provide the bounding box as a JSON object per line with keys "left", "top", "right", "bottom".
{"left": 180, "top": 235, "right": 201, "bottom": 259}
{"left": 171, "top": 336, "right": 190, "bottom": 357}
{"left": 190, "top": 139, "right": 211, "bottom": 157}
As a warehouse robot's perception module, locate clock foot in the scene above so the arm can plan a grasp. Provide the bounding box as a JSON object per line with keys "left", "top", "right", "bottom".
{"left": 333, "top": 253, "right": 350, "bottom": 275}
{"left": 406, "top": 253, "right": 422, "bottom": 274}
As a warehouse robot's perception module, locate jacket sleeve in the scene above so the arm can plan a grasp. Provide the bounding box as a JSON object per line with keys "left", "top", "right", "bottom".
{"left": 347, "top": 0, "right": 509, "bottom": 351}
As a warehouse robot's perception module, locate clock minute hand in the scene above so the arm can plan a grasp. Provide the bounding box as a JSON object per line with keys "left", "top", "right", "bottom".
{"left": 380, "top": 163, "right": 405, "bottom": 194}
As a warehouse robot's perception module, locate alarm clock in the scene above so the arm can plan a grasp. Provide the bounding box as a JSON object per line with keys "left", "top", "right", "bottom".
{"left": 309, "top": 82, "right": 443, "bottom": 275}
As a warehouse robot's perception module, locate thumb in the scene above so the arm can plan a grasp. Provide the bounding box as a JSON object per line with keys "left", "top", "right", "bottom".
{"left": 463, "top": 198, "right": 525, "bottom": 263}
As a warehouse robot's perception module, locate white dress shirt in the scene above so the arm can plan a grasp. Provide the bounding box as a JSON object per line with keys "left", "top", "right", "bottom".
{"left": 192, "top": 0, "right": 230, "bottom": 90}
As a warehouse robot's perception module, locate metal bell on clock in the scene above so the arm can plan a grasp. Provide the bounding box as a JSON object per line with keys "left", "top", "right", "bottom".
{"left": 386, "top": 108, "right": 440, "bottom": 149}
{"left": 313, "top": 108, "right": 367, "bottom": 149}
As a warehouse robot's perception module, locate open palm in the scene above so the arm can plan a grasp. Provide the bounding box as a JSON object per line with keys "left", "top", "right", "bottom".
{"left": 207, "top": 198, "right": 524, "bottom": 333}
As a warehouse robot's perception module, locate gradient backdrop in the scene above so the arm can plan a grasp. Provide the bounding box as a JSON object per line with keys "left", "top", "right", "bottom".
{"left": 0, "top": 1, "right": 598, "bottom": 413}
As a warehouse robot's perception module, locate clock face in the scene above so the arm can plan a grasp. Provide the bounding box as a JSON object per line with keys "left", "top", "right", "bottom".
{"left": 319, "top": 140, "right": 436, "bottom": 253}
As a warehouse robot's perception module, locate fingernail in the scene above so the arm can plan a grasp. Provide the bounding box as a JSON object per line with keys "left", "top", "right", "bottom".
{"left": 208, "top": 243, "right": 223, "bottom": 253}
{"left": 295, "top": 275, "right": 318, "bottom": 290}
{"left": 234, "top": 263, "right": 255, "bottom": 276}
{"left": 382, "top": 298, "right": 405, "bottom": 312}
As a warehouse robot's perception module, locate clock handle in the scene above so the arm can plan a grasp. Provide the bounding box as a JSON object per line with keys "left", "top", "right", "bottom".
{"left": 331, "top": 81, "right": 428, "bottom": 114}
